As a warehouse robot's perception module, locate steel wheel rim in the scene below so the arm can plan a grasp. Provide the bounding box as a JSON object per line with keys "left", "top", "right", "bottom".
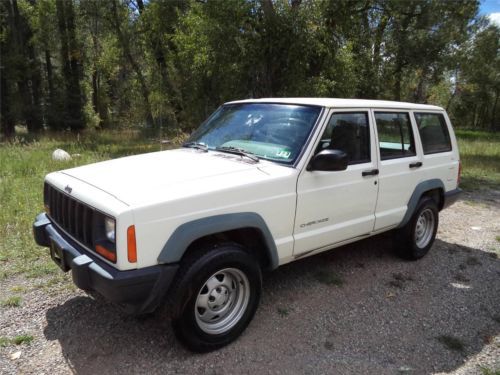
{"left": 194, "top": 268, "right": 250, "bottom": 335}
{"left": 414, "top": 208, "right": 435, "bottom": 248}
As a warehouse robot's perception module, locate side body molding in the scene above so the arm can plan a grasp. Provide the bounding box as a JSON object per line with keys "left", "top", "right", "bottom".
{"left": 397, "top": 178, "right": 445, "bottom": 228}
{"left": 158, "top": 212, "right": 280, "bottom": 269}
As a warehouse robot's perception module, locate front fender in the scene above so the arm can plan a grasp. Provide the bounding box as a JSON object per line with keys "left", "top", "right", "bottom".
{"left": 157, "top": 212, "right": 279, "bottom": 269}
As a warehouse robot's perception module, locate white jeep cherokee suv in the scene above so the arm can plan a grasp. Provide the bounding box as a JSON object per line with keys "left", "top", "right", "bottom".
{"left": 33, "top": 98, "right": 461, "bottom": 352}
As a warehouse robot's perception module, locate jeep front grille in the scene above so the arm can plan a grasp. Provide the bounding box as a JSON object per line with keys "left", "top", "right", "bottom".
{"left": 44, "top": 183, "right": 94, "bottom": 249}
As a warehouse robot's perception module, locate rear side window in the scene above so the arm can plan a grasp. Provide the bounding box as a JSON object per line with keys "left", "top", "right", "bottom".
{"left": 374, "top": 112, "right": 416, "bottom": 160}
{"left": 414, "top": 112, "right": 452, "bottom": 154}
{"left": 316, "top": 112, "right": 370, "bottom": 165}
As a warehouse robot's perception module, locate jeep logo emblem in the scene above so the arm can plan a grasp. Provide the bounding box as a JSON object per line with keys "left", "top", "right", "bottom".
{"left": 64, "top": 185, "right": 72, "bottom": 194}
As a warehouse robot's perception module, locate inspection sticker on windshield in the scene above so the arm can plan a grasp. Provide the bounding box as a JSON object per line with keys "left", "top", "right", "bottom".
{"left": 276, "top": 150, "right": 291, "bottom": 158}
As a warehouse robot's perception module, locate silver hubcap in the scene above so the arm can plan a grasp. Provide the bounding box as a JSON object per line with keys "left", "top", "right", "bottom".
{"left": 195, "top": 268, "right": 250, "bottom": 334}
{"left": 414, "top": 208, "right": 435, "bottom": 248}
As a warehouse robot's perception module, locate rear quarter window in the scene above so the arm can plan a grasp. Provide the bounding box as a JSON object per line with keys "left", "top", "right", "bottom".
{"left": 414, "top": 112, "right": 452, "bottom": 154}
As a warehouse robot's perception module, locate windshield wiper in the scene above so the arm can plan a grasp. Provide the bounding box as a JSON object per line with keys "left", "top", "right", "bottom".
{"left": 215, "top": 146, "right": 260, "bottom": 163}
{"left": 182, "top": 142, "right": 208, "bottom": 152}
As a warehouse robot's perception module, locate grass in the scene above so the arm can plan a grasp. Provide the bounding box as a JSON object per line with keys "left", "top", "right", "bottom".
{"left": 455, "top": 129, "right": 500, "bottom": 191}
{"left": 480, "top": 367, "right": 500, "bottom": 375}
{"left": 12, "top": 334, "right": 34, "bottom": 345}
{"left": 277, "top": 307, "right": 290, "bottom": 317}
{"left": 314, "top": 269, "right": 344, "bottom": 286}
{"left": 463, "top": 200, "right": 488, "bottom": 208}
{"left": 496, "top": 236, "right": 500, "bottom": 243}
{"left": 0, "top": 334, "right": 34, "bottom": 347}
{"left": 0, "top": 337, "right": 10, "bottom": 347}
{"left": 34, "top": 274, "right": 77, "bottom": 295}
{"left": 0, "top": 130, "right": 179, "bottom": 279}
{"left": 436, "top": 335, "right": 465, "bottom": 351}
{"left": 0, "top": 295, "right": 22, "bottom": 307}
{"left": 0, "top": 128, "right": 498, "bottom": 281}
{"left": 10, "top": 285, "right": 26, "bottom": 293}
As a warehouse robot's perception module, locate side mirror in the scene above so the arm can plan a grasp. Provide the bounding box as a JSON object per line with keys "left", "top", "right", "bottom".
{"left": 307, "top": 149, "right": 349, "bottom": 171}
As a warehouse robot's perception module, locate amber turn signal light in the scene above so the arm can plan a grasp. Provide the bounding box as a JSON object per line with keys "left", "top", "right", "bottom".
{"left": 127, "top": 225, "right": 137, "bottom": 263}
{"left": 95, "top": 244, "right": 116, "bottom": 262}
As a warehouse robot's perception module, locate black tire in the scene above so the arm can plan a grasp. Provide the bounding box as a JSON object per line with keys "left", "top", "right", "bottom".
{"left": 168, "top": 243, "right": 262, "bottom": 352}
{"left": 395, "top": 197, "right": 439, "bottom": 260}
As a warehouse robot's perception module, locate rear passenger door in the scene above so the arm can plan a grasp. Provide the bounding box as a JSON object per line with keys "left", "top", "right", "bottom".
{"left": 373, "top": 110, "right": 423, "bottom": 231}
{"left": 294, "top": 109, "right": 379, "bottom": 255}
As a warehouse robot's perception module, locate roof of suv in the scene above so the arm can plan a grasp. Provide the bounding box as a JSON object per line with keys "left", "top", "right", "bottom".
{"left": 227, "top": 97, "right": 443, "bottom": 111}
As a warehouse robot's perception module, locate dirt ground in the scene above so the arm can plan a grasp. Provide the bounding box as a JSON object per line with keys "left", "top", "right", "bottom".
{"left": 1, "top": 190, "right": 499, "bottom": 375}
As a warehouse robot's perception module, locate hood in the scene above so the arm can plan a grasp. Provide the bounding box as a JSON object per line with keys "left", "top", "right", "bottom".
{"left": 61, "top": 149, "right": 286, "bottom": 206}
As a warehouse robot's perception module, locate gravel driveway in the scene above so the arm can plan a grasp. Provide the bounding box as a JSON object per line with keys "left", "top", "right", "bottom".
{"left": 1, "top": 190, "right": 499, "bottom": 374}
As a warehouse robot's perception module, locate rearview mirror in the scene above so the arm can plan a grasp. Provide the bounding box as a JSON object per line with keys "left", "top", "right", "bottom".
{"left": 307, "top": 149, "right": 349, "bottom": 171}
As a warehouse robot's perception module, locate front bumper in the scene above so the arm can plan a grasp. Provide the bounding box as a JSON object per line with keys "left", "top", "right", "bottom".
{"left": 33, "top": 213, "right": 178, "bottom": 314}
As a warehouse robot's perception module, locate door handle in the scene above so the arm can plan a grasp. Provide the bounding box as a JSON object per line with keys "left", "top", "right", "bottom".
{"left": 362, "top": 169, "right": 379, "bottom": 177}
{"left": 409, "top": 162, "right": 423, "bottom": 168}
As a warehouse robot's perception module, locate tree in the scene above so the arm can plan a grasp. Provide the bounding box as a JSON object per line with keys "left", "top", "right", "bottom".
{"left": 451, "top": 24, "right": 500, "bottom": 129}
{"left": 1, "top": 0, "right": 44, "bottom": 135}
{"left": 0, "top": 0, "right": 497, "bottom": 136}
{"left": 56, "top": 0, "right": 84, "bottom": 130}
{"left": 109, "top": 0, "right": 154, "bottom": 126}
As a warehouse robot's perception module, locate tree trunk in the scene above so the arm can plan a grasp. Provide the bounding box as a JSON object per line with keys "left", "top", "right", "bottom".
{"left": 56, "top": 0, "right": 84, "bottom": 131}
{"left": 110, "top": 0, "right": 154, "bottom": 126}
{"left": 26, "top": 37, "right": 43, "bottom": 132}
{"left": 92, "top": 71, "right": 99, "bottom": 115}
{"left": 491, "top": 89, "right": 499, "bottom": 131}
{"left": 394, "top": 66, "right": 402, "bottom": 101}
{"left": 1, "top": 70, "right": 15, "bottom": 138}
{"left": 413, "top": 69, "right": 429, "bottom": 103}
{"left": 446, "top": 69, "right": 458, "bottom": 111}
{"left": 45, "top": 49, "right": 54, "bottom": 106}
{"left": 10, "top": 0, "right": 44, "bottom": 132}
{"left": 44, "top": 49, "right": 60, "bottom": 129}
{"left": 1, "top": 0, "right": 15, "bottom": 137}
{"left": 260, "top": 0, "right": 277, "bottom": 97}
{"left": 136, "top": 0, "right": 144, "bottom": 13}
{"left": 373, "top": 14, "right": 388, "bottom": 66}
{"left": 445, "top": 92, "right": 456, "bottom": 112}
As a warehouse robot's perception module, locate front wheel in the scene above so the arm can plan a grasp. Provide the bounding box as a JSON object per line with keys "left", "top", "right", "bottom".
{"left": 395, "top": 197, "right": 439, "bottom": 260}
{"left": 169, "top": 243, "right": 261, "bottom": 352}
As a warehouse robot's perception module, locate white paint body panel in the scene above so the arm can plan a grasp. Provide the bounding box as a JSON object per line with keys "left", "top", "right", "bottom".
{"left": 43, "top": 98, "right": 460, "bottom": 271}
{"left": 51, "top": 150, "right": 298, "bottom": 270}
{"left": 294, "top": 108, "right": 379, "bottom": 255}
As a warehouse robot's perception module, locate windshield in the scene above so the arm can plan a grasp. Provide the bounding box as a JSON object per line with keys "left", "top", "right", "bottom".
{"left": 187, "top": 103, "right": 322, "bottom": 164}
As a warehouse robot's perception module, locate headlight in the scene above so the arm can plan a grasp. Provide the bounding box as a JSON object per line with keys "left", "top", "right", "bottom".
{"left": 104, "top": 217, "right": 116, "bottom": 243}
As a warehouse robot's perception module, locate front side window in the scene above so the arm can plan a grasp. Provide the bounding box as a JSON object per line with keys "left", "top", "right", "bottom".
{"left": 316, "top": 112, "right": 370, "bottom": 164}
{"left": 375, "top": 112, "right": 416, "bottom": 160}
{"left": 187, "top": 103, "right": 322, "bottom": 164}
{"left": 414, "top": 112, "right": 452, "bottom": 154}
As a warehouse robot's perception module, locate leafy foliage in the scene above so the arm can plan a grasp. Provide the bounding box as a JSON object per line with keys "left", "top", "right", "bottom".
{"left": 1, "top": 0, "right": 499, "bottom": 138}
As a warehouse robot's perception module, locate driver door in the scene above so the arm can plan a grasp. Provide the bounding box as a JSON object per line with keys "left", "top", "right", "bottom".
{"left": 293, "top": 109, "right": 379, "bottom": 256}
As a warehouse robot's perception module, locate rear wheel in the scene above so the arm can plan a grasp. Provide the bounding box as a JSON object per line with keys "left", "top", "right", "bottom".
{"left": 395, "top": 197, "right": 439, "bottom": 260}
{"left": 169, "top": 243, "right": 261, "bottom": 352}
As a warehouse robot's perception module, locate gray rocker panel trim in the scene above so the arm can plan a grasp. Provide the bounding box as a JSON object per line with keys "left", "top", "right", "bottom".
{"left": 397, "top": 178, "right": 445, "bottom": 228}
{"left": 158, "top": 212, "right": 279, "bottom": 270}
